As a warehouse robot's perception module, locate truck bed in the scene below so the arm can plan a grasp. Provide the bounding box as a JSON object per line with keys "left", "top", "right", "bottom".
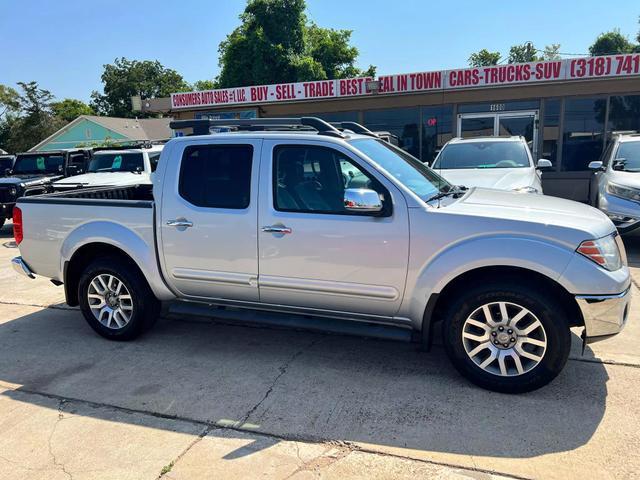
{"left": 19, "top": 184, "right": 154, "bottom": 206}
{"left": 16, "top": 184, "right": 156, "bottom": 282}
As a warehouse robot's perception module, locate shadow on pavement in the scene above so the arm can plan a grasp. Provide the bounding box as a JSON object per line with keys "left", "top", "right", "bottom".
{"left": 623, "top": 233, "right": 640, "bottom": 268}
{"left": 0, "top": 305, "right": 609, "bottom": 461}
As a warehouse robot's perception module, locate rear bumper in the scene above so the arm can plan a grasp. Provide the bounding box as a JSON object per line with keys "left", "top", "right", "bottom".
{"left": 11, "top": 256, "right": 35, "bottom": 279}
{"left": 576, "top": 287, "right": 631, "bottom": 343}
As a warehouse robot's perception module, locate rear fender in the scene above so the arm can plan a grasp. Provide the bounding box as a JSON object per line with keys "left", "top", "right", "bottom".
{"left": 61, "top": 221, "right": 174, "bottom": 301}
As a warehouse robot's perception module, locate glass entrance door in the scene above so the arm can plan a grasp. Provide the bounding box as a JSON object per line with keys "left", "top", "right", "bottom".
{"left": 457, "top": 111, "right": 539, "bottom": 158}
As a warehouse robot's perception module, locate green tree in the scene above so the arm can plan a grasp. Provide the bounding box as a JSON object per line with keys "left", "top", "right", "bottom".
{"left": 508, "top": 42, "right": 541, "bottom": 63}
{"left": 91, "top": 58, "right": 189, "bottom": 117}
{"left": 192, "top": 79, "right": 217, "bottom": 91}
{"left": 468, "top": 49, "right": 501, "bottom": 67}
{"left": 4, "top": 82, "right": 65, "bottom": 153}
{"left": 0, "top": 85, "right": 20, "bottom": 120}
{"left": 216, "top": 0, "right": 374, "bottom": 88}
{"left": 589, "top": 29, "right": 635, "bottom": 56}
{"left": 51, "top": 98, "right": 94, "bottom": 122}
{"left": 542, "top": 44, "right": 561, "bottom": 61}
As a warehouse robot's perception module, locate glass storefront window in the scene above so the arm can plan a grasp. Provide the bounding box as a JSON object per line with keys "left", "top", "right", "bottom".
{"left": 542, "top": 98, "right": 561, "bottom": 165}
{"left": 363, "top": 108, "right": 420, "bottom": 158}
{"left": 561, "top": 97, "right": 605, "bottom": 171}
{"left": 421, "top": 105, "right": 453, "bottom": 165}
{"left": 607, "top": 95, "right": 640, "bottom": 133}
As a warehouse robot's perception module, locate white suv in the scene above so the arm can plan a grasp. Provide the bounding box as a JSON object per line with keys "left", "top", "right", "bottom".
{"left": 432, "top": 136, "right": 550, "bottom": 194}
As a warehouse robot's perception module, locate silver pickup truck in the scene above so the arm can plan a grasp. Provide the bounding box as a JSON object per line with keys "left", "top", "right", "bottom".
{"left": 11, "top": 118, "right": 631, "bottom": 393}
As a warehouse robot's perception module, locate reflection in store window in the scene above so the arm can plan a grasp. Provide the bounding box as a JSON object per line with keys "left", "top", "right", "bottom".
{"left": 363, "top": 108, "right": 420, "bottom": 159}
{"left": 422, "top": 106, "right": 453, "bottom": 165}
{"left": 561, "top": 97, "right": 605, "bottom": 171}
{"left": 607, "top": 95, "right": 640, "bottom": 133}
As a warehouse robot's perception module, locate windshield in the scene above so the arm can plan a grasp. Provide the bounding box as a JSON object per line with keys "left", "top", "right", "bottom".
{"left": 433, "top": 141, "right": 531, "bottom": 169}
{"left": 614, "top": 141, "right": 640, "bottom": 172}
{"left": 350, "top": 138, "right": 451, "bottom": 202}
{"left": 13, "top": 154, "right": 64, "bottom": 174}
{"left": 88, "top": 152, "right": 144, "bottom": 173}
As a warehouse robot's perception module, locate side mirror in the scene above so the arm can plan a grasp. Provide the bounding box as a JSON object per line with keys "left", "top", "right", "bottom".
{"left": 58, "top": 165, "right": 64, "bottom": 173}
{"left": 5, "top": 168, "right": 11, "bottom": 176}
{"left": 536, "top": 159, "right": 553, "bottom": 170}
{"left": 344, "top": 188, "right": 383, "bottom": 213}
{"left": 588, "top": 161, "right": 604, "bottom": 170}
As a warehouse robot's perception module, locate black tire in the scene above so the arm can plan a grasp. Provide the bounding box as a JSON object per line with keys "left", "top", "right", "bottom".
{"left": 441, "top": 279, "right": 571, "bottom": 393}
{"left": 78, "top": 255, "right": 160, "bottom": 340}
{"left": 0, "top": 216, "right": 5, "bottom": 231}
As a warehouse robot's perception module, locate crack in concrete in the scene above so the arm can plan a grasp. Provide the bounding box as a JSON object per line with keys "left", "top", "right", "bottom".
{"left": 47, "top": 398, "right": 73, "bottom": 480}
{"left": 237, "top": 336, "right": 323, "bottom": 427}
{"left": 0, "top": 299, "right": 74, "bottom": 310}
{"left": 156, "top": 424, "right": 212, "bottom": 479}
{"left": 284, "top": 443, "right": 351, "bottom": 479}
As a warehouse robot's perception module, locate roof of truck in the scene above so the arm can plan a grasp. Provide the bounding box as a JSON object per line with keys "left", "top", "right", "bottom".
{"left": 169, "top": 130, "right": 374, "bottom": 145}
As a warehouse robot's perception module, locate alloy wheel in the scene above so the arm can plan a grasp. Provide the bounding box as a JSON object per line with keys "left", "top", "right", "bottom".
{"left": 87, "top": 274, "right": 134, "bottom": 330}
{"left": 461, "top": 301, "right": 547, "bottom": 377}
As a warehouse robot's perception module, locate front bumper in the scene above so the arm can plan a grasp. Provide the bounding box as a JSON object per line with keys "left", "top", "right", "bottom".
{"left": 11, "top": 256, "right": 35, "bottom": 279}
{"left": 576, "top": 287, "right": 631, "bottom": 344}
{"left": 599, "top": 193, "right": 640, "bottom": 233}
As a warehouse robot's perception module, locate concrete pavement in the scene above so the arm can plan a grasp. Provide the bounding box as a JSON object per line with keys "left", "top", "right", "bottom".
{"left": 1, "top": 221, "right": 640, "bottom": 479}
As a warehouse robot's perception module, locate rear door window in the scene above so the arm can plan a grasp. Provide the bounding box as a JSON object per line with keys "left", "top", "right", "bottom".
{"left": 179, "top": 144, "right": 253, "bottom": 209}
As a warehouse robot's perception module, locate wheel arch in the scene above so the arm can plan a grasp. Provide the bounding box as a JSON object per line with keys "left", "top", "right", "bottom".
{"left": 421, "top": 265, "right": 584, "bottom": 348}
{"left": 64, "top": 243, "right": 146, "bottom": 306}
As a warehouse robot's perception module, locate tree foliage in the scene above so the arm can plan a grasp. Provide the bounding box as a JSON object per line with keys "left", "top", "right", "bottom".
{"left": 216, "top": 0, "right": 374, "bottom": 88}
{"left": 1, "top": 82, "right": 65, "bottom": 153}
{"left": 192, "top": 79, "right": 217, "bottom": 91}
{"left": 0, "top": 85, "right": 20, "bottom": 120}
{"left": 51, "top": 98, "right": 94, "bottom": 122}
{"left": 468, "top": 49, "right": 501, "bottom": 67}
{"left": 589, "top": 29, "right": 636, "bottom": 56}
{"left": 90, "top": 58, "right": 189, "bottom": 117}
{"left": 507, "top": 42, "right": 542, "bottom": 63}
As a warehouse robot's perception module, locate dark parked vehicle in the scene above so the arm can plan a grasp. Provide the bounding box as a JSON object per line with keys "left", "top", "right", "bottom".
{"left": 0, "top": 149, "right": 90, "bottom": 228}
{"left": 0, "top": 155, "right": 15, "bottom": 176}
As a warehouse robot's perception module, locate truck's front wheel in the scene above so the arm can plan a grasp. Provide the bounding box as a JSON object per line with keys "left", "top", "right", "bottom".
{"left": 78, "top": 256, "right": 160, "bottom": 340}
{"left": 441, "top": 280, "right": 571, "bottom": 393}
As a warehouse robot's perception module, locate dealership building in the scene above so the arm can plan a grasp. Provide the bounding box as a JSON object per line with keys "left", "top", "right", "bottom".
{"left": 143, "top": 53, "right": 640, "bottom": 202}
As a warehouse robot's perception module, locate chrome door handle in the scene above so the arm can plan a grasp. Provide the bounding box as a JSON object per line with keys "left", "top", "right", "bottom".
{"left": 167, "top": 219, "right": 194, "bottom": 228}
{"left": 261, "top": 225, "right": 292, "bottom": 234}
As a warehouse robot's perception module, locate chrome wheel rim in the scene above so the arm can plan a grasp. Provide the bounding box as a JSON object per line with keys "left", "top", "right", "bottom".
{"left": 87, "top": 274, "right": 134, "bottom": 330}
{"left": 462, "top": 301, "right": 547, "bottom": 377}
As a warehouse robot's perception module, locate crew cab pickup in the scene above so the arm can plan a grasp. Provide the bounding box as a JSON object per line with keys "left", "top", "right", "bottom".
{"left": 0, "top": 149, "right": 90, "bottom": 228}
{"left": 11, "top": 118, "right": 631, "bottom": 393}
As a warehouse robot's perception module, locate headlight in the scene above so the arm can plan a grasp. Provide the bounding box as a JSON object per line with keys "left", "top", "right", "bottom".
{"left": 9, "top": 187, "right": 17, "bottom": 197}
{"left": 606, "top": 182, "right": 640, "bottom": 202}
{"left": 512, "top": 186, "right": 539, "bottom": 194}
{"left": 577, "top": 234, "right": 623, "bottom": 271}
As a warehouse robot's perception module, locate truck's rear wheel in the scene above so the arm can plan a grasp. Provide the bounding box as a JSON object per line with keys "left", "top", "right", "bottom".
{"left": 441, "top": 280, "right": 571, "bottom": 393}
{"left": 0, "top": 216, "right": 5, "bottom": 230}
{"left": 78, "top": 256, "right": 160, "bottom": 340}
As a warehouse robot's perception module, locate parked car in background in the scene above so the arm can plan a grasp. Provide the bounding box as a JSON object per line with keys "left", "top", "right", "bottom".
{"left": 0, "top": 149, "right": 90, "bottom": 228}
{"left": 0, "top": 154, "right": 15, "bottom": 176}
{"left": 11, "top": 118, "right": 630, "bottom": 393}
{"left": 589, "top": 133, "right": 640, "bottom": 234}
{"left": 53, "top": 144, "right": 164, "bottom": 191}
{"left": 431, "top": 137, "right": 551, "bottom": 194}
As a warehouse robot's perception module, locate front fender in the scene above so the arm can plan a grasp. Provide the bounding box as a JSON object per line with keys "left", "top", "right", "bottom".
{"left": 61, "top": 221, "right": 174, "bottom": 301}
{"left": 402, "top": 235, "right": 575, "bottom": 328}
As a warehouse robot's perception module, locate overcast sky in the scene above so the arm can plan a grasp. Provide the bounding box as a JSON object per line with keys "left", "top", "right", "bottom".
{"left": 1, "top": 0, "right": 638, "bottom": 101}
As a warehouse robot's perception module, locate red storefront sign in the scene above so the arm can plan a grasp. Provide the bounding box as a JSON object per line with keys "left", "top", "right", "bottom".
{"left": 171, "top": 54, "right": 640, "bottom": 110}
